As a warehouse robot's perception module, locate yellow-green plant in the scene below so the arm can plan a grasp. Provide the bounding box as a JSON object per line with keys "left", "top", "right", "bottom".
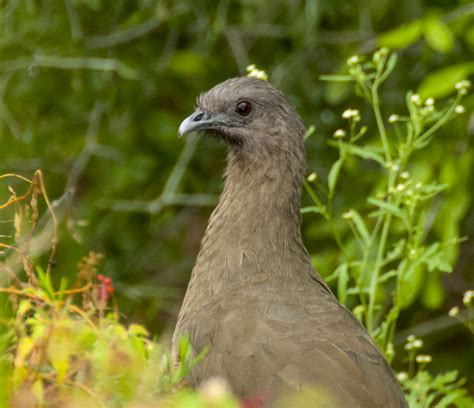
{"left": 0, "top": 173, "right": 234, "bottom": 407}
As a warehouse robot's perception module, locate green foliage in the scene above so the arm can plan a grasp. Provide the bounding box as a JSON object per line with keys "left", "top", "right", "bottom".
{"left": 1, "top": 0, "right": 473, "bottom": 405}
{"left": 316, "top": 49, "right": 470, "bottom": 346}
{"left": 0, "top": 178, "right": 235, "bottom": 407}
{"left": 313, "top": 49, "right": 473, "bottom": 403}
{"left": 398, "top": 335, "right": 474, "bottom": 407}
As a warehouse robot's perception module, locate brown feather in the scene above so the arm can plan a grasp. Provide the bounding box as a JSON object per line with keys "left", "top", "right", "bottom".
{"left": 173, "top": 77, "right": 407, "bottom": 407}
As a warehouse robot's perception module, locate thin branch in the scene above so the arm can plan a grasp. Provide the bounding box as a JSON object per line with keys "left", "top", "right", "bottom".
{"left": 393, "top": 310, "right": 468, "bottom": 345}
{"left": 64, "top": 0, "right": 83, "bottom": 40}
{"left": 0, "top": 55, "right": 137, "bottom": 79}
{"left": 86, "top": 16, "right": 161, "bottom": 49}
{"left": 103, "top": 135, "right": 219, "bottom": 213}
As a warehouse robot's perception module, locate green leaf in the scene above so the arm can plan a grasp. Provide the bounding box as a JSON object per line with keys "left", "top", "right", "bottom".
{"left": 421, "top": 273, "right": 444, "bottom": 310}
{"left": 380, "top": 53, "right": 398, "bottom": 83}
{"left": 328, "top": 158, "right": 344, "bottom": 196}
{"left": 329, "top": 141, "right": 386, "bottom": 166}
{"left": 335, "top": 263, "right": 349, "bottom": 305}
{"left": 128, "top": 324, "right": 150, "bottom": 337}
{"left": 319, "top": 74, "right": 353, "bottom": 82}
{"left": 367, "top": 197, "right": 406, "bottom": 220}
{"left": 36, "top": 265, "right": 55, "bottom": 300}
{"left": 383, "top": 239, "right": 406, "bottom": 265}
{"left": 418, "top": 62, "right": 474, "bottom": 98}
{"left": 378, "top": 20, "right": 423, "bottom": 49}
{"left": 424, "top": 16, "right": 454, "bottom": 53}
{"left": 300, "top": 206, "right": 324, "bottom": 214}
{"left": 349, "top": 209, "right": 371, "bottom": 245}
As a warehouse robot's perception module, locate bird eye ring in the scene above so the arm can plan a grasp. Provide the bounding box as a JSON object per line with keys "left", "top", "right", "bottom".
{"left": 235, "top": 101, "right": 252, "bottom": 116}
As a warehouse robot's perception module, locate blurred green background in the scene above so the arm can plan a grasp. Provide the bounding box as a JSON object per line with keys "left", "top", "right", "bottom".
{"left": 1, "top": 0, "right": 473, "bottom": 390}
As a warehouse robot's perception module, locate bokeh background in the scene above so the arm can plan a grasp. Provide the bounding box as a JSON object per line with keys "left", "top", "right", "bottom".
{"left": 1, "top": 0, "right": 473, "bottom": 391}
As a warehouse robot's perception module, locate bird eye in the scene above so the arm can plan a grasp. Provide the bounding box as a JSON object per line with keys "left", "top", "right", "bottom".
{"left": 235, "top": 101, "right": 252, "bottom": 116}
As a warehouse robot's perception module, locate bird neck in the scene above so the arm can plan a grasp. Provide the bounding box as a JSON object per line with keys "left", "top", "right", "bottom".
{"left": 194, "top": 144, "right": 308, "bottom": 283}
{"left": 222, "top": 146, "right": 304, "bottom": 231}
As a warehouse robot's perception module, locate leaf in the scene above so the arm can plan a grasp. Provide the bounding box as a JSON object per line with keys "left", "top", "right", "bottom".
{"left": 383, "top": 239, "right": 406, "bottom": 265}
{"left": 335, "top": 263, "right": 349, "bottom": 305}
{"left": 129, "top": 324, "right": 149, "bottom": 337}
{"left": 300, "top": 206, "right": 323, "bottom": 214}
{"left": 418, "top": 62, "right": 474, "bottom": 98}
{"left": 421, "top": 273, "right": 445, "bottom": 310}
{"left": 319, "top": 74, "right": 353, "bottom": 82}
{"left": 15, "top": 337, "right": 35, "bottom": 368}
{"left": 380, "top": 53, "right": 398, "bottom": 83}
{"left": 349, "top": 209, "right": 370, "bottom": 245}
{"left": 424, "top": 16, "right": 454, "bottom": 53}
{"left": 329, "top": 141, "right": 386, "bottom": 166}
{"left": 367, "top": 197, "right": 406, "bottom": 220}
{"left": 32, "top": 380, "right": 44, "bottom": 405}
{"left": 378, "top": 270, "right": 398, "bottom": 283}
{"left": 328, "top": 159, "right": 344, "bottom": 196}
{"left": 378, "top": 20, "right": 423, "bottom": 49}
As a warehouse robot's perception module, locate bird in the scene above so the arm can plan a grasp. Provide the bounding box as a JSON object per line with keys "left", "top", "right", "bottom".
{"left": 173, "top": 77, "right": 407, "bottom": 407}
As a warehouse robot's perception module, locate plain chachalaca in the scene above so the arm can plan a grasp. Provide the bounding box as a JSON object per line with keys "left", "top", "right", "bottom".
{"left": 173, "top": 77, "right": 407, "bottom": 407}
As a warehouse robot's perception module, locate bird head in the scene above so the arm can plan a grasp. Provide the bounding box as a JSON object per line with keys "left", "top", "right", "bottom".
{"left": 178, "top": 77, "right": 305, "bottom": 155}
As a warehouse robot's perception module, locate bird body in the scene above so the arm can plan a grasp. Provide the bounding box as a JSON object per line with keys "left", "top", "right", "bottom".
{"left": 173, "top": 77, "right": 407, "bottom": 407}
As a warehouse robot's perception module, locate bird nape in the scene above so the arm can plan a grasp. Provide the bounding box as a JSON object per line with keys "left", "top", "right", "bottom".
{"left": 173, "top": 77, "right": 407, "bottom": 408}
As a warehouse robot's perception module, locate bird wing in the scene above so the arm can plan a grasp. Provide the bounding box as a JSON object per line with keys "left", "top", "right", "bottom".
{"left": 184, "top": 281, "right": 406, "bottom": 408}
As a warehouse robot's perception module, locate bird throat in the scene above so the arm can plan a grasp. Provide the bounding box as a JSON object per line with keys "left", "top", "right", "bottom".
{"left": 194, "top": 145, "right": 307, "bottom": 286}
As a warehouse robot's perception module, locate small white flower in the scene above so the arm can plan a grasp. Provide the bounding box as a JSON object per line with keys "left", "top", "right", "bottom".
{"left": 425, "top": 98, "right": 435, "bottom": 107}
{"left": 246, "top": 64, "right": 268, "bottom": 81}
{"left": 342, "top": 210, "right": 353, "bottom": 219}
{"left": 333, "top": 129, "right": 346, "bottom": 138}
{"left": 391, "top": 164, "right": 400, "bottom": 172}
{"left": 404, "top": 342, "right": 414, "bottom": 350}
{"left": 307, "top": 172, "right": 317, "bottom": 182}
{"left": 415, "top": 182, "right": 422, "bottom": 189}
{"left": 413, "top": 339, "right": 423, "bottom": 349}
{"left": 396, "top": 184, "right": 405, "bottom": 192}
{"left": 373, "top": 47, "right": 389, "bottom": 63}
{"left": 347, "top": 55, "right": 360, "bottom": 66}
{"left": 342, "top": 109, "right": 360, "bottom": 119}
{"left": 400, "top": 171, "right": 410, "bottom": 179}
{"left": 448, "top": 306, "right": 459, "bottom": 317}
{"left": 416, "top": 354, "right": 432, "bottom": 364}
{"left": 463, "top": 290, "right": 473, "bottom": 305}
{"left": 388, "top": 114, "right": 400, "bottom": 124}
{"left": 455, "top": 105, "right": 465, "bottom": 114}
{"left": 410, "top": 94, "right": 422, "bottom": 105}
{"left": 407, "top": 335, "right": 416, "bottom": 342}
{"left": 455, "top": 79, "right": 471, "bottom": 91}
{"left": 397, "top": 372, "right": 409, "bottom": 382}
{"left": 386, "top": 342, "right": 394, "bottom": 356}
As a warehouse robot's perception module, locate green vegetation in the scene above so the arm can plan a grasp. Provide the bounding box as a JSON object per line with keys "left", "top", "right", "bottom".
{"left": 1, "top": 1, "right": 473, "bottom": 406}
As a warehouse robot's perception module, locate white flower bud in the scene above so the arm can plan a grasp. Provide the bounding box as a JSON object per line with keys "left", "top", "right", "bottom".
{"left": 333, "top": 129, "right": 346, "bottom": 138}
{"left": 342, "top": 210, "right": 353, "bottom": 219}
{"left": 413, "top": 339, "right": 423, "bottom": 349}
{"left": 307, "top": 172, "right": 317, "bottom": 182}
{"left": 463, "top": 290, "right": 473, "bottom": 305}
{"left": 455, "top": 105, "right": 465, "bottom": 114}
{"left": 410, "top": 94, "right": 422, "bottom": 105}
{"left": 388, "top": 114, "right": 400, "bottom": 124}
{"left": 448, "top": 306, "right": 459, "bottom": 317}
{"left": 342, "top": 109, "right": 360, "bottom": 119}
{"left": 347, "top": 55, "right": 360, "bottom": 66}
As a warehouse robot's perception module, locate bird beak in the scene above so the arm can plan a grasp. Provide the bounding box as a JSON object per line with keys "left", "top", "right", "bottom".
{"left": 178, "top": 109, "right": 213, "bottom": 138}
